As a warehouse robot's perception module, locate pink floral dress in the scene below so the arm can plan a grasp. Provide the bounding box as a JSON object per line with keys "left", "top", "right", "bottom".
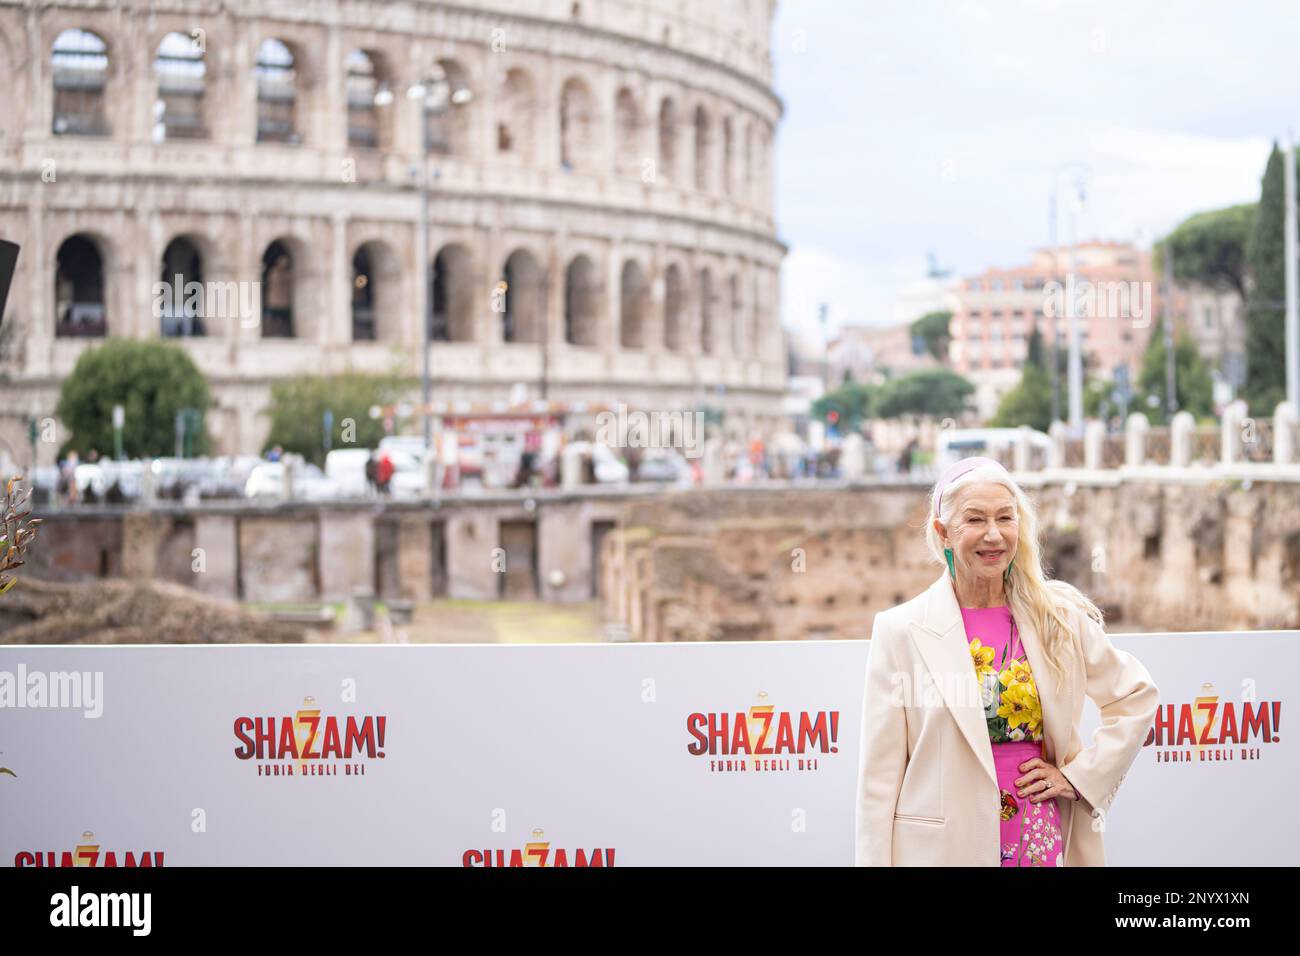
{"left": 960, "top": 605, "right": 1065, "bottom": 867}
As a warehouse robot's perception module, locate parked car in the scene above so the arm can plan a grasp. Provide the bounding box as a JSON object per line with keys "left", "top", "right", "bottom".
{"left": 244, "top": 461, "right": 338, "bottom": 501}
{"left": 635, "top": 450, "right": 694, "bottom": 486}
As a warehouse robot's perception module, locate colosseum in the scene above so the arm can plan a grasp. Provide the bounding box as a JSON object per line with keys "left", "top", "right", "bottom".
{"left": 0, "top": 0, "right": 786, "bottom": 461}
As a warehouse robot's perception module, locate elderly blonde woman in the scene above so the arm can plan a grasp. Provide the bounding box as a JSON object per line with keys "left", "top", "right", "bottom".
{"left": 855, "top": 456, "right": 1159, "bottom": 866}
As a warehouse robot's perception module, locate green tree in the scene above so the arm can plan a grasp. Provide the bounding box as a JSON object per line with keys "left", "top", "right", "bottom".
{"left": 909, "top": 310, "right": 952, "bottom": 361}
{"left": 262, "top": 372, "right": 408, "bottom": 465}
{"left": 1242, "top": 143, "right": 1298, "bottom": 414}
{"left": 811, "top": 382, "right": 875, "bottom": 433}
{"left": 1136, "top": 319, "right": 1215, "bottom": 425}
{"left": 1155, "top": 203, "right": 1255, "bottom": 299}
{"left": 873, "top": 369, "right": 973, "bottom": 419}
{"left": 990, "top": 326, "right": 1053, "bottom": 429}
{"left": 55, "top": 339, "right": 212, "bottom": 458}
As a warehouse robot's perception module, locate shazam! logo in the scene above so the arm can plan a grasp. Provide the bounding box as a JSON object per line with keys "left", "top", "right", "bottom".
{"left": 1143, "top": 682, "right": 1282, "bottom": 764}
{"left": 462, "top": 828, "right": 616, "bottom": 867}
{"left": 15, "top": 830, "right": 164, "bottom": 867}
{"left": 686, "top": 691, "right": 840, "bottom": 773}
{"left": 232, "top": 696, "right": 388, "bottom": 777}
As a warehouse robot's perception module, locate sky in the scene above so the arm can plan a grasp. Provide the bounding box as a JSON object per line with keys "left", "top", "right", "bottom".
{"left": 770, "top": 0, "right": 1300, "bottom": 353}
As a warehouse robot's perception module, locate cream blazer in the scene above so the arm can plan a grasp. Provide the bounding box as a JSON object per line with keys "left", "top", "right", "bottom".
{"left": 855, "top": 572, "right": 1159, "bottom": 866}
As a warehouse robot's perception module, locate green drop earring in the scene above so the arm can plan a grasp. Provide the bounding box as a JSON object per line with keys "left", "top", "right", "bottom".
{"left": 1004, "top": 557, "right": 1015, "bottom": 582}
{"left": 943, "top": 547, "right": 956, "bottom": 581}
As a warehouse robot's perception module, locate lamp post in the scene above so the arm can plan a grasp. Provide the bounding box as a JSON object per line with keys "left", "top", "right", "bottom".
{"left": 1049, "top": 162, "right": 1090, "bottom": 434}
{"left": 375, "top": 73, "right": 472, "bottom": 454}
{"left": 112, "top": 404, "right": 124, "bottom": 461}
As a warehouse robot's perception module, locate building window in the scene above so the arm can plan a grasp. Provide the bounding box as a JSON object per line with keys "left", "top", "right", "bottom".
{"left": 54, "top": 235, "right": 107, "bottom": 337}
{"left": 52, "top": 29, "right": 110, "bottom": 136}
{"left": 153, "top": 32, "right": 206, "bottom": 141}
{"left": 255, "top": 39, "right": 299, "bottom": 144}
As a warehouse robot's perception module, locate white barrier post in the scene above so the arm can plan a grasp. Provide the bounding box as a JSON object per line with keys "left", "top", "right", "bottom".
{"left": 1275, "top": 401, "right": 1298, "bottom": 465}
{"left": 1084, "top": 419, "right": 1105, "bottom": 470}
{"left": 1170, "top": 410, "right": 1195, "bottom": 468}
{"left": 1125, "top": 412, "right": 1149, "bottom": 467}
{"left": 1222, "top": 399, "right": 1247, "bottom": 465}
{"left": 1048, "top": 420, "right": 1068, "bottom": 469}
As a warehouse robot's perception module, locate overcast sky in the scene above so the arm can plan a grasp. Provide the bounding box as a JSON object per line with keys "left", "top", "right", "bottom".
{"left": 771, "top": 0, "right": 1299, "bottom": 350}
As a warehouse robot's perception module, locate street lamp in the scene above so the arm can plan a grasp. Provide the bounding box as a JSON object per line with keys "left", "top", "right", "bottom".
{"left": 1049, "top": 162, "right": 1090, "bottom": 435}
{"left": 374, "top": 76, "right": 466, "bottom": 453}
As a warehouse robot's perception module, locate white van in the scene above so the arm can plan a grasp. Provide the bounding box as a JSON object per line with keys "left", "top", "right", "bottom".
{"left": 324, "top": 448, "right": 373, "bottom": 498}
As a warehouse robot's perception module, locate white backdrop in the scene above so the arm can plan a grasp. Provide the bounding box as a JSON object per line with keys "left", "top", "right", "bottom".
{"left": 0, "top": 633, "right": 1294, "bottom": 865}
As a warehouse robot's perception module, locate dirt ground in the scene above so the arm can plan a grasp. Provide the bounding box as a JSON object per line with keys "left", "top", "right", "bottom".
{"left": 324, "top": 599, "right": 607, "bottom": 644}
{"left": 0, "top": 577, "right": 609, "bottom": 645}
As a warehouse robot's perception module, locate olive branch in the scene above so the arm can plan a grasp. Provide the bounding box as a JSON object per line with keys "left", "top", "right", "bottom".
{"left": 0, "top": 475, "right": 42, "bottom": 597}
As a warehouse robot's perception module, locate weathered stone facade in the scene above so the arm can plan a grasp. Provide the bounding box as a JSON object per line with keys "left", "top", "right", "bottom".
{"left": 603, "top": 479, "right": 1300, "bottom": 638}
{"left": 0, "top": 0, "right": 787, "bottom": 460}
{"left": 15, "top": 478, "right": 1299, "bottom": 637}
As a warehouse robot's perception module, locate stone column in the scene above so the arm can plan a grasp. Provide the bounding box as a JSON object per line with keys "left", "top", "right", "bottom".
{"left": 194, "top": 514, "right": 239, "bottom": 600}
{"left": 397, "top": 515, "right": 433, "bottom": 602}
{"left": 318, "top": 510, "right": 376, "bottom": 602}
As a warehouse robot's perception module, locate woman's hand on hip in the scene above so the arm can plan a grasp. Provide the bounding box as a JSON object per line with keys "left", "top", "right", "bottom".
{"left": 1016, "top": 758, "right": 1080, "bottom": 802}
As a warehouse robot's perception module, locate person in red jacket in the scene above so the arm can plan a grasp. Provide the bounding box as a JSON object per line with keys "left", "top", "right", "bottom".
{"left": 376, "top": 451, "right": 394, "bottom": 495}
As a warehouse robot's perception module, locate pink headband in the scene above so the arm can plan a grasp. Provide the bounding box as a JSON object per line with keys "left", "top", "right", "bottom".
{"left": 932, "top": 456, "right": 1009, "bottom": 518}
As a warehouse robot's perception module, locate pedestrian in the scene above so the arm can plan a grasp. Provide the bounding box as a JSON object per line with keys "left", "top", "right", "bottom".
{"left": 364, "top": 452, "right": 379, "bottom": 496}
{"left": 376, "top": 450, "right": 394, "bottom": 495}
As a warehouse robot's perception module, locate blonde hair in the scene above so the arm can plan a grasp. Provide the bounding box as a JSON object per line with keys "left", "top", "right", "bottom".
{"left": 924, "top": 464, "right": 1101, "bottom": 695}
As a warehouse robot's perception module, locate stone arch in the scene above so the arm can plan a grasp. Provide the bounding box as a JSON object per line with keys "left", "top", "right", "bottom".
{"left": 54, "top": 234, "right": 108, "bottom": 337}
{"left": 0, "top": 28, "right": 22, "bottom": 143}
{"left": 743, "top": 120, "right": 755, "bottom": 199}
{"left": 159, "top": 235, "right": 210, "bottom": 337}
{"left": 693, "top": 105, "right": 712, "bottom": 192}
{"left": 729, "top": 272, "right": 744, "bottom": 356}
{"left": 613, "top": 87, "right": 641, "bottom": 177}
{"left": 259, "top": 236, "right": 315, "bottom": 338}
{"left": 432, "top": 242, "right": 476, "bottom": 342}
{"left": 564, "top": 254, "right": 602, "bottom": 347}
{"left": 423, "top": 58, "right": 474, "bottom": 156}
{"left": 658, "top": 96, "right": 678, "bottom": 183}
{"left": 559, "top": 76, "right": 600, "bottom": 172}
{"left": 721, "top": 115, "right": 734, "bottom": 197}
{"left": 51, "top": 28, "right": 109, "bottom": 136}
{"left": 620, "top": 260, "right": 651, "bottom": 349}
{"left": 699, "top": 267, "right": 717, "bottom": 355}
{"left": 495, "top": 67, "right": 537, "bottom": 163}
{"left": 346, "top": 48, "right": 395, "bottom": 150}
{"left": 501, "top": 249, "right": 545, "bottom": 344}
{"left": 751, "top": 271, "right": 766, "bottom": 357}
{"left": 352, "top": 240, "right": 401, "bottom": 342}
{"left": 255, "top": 37, "right": 302, "bottom": 144}
{"left": 153, "top": 31, "right": 206, "bottom": 141}
{"left": 663, "top": 262, "right": 686, "bottom": 351}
